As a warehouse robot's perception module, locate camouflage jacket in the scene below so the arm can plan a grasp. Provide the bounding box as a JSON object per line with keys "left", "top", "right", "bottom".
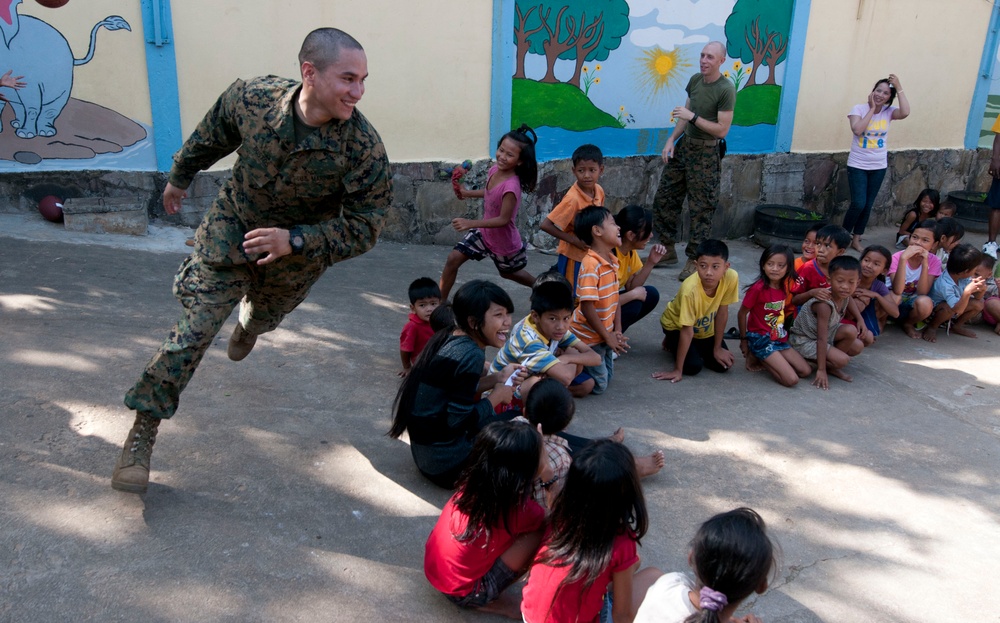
{"left": 169, "top": 75, "right": 392, "bottom": 266}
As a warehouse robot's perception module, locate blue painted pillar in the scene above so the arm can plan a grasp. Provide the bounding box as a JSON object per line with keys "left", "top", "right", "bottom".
{"left": 140, "top": 0, "right": 182, "bottom": 172}
{"left": 965, "top": 1, "right": 1000, "bottom": 150}
{"left": 774, "top": 0, "right": 811, "bottom": 153}
{"left": 489, "top": 0, "right": 514, "bottom": 154}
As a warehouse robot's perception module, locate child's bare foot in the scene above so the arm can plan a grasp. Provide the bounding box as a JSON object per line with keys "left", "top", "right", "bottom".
{"left": 745, "top": 353, "right": 764, "bottom": 372}
{"left": 921, "top": 326, "right": 938, "bottom": 342}
{"left": 993, "top": 323, "right": 1000, "bottom": 336}
{"left": 610, "top": 427, "right": 625, "bottom": 443}
{"left": 902, "top": 322, "right": 922, "bottom": 339}
{"left": 951, "top": 324, "right": 977, "bottom": 338}
{"left": 828, "top": 367, "right": 853, "bottom": 382}
{"left": 636, "top": 451, "right": 665, "bottom": 478}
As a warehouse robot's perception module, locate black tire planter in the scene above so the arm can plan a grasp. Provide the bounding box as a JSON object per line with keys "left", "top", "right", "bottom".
{"left": 753, "top": 204, "right": 828, "bottom": 247}
{"left": 947, "top": 191, "right": 989, "bottom": 233}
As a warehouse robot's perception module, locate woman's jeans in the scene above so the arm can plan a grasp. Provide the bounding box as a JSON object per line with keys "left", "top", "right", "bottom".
{"left": 843, "top": 166, "right": 887, "bottom": 235}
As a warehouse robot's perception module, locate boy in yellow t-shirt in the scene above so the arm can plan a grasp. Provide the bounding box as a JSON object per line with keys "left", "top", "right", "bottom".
{"left": 540, "top": 144, "right": 605, "bottom": 295}
{"left": 653, "top": 239, "right": 738, "bottom": 383}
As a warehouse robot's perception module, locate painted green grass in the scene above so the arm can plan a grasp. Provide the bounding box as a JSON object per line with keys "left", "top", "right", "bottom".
{"left": 511, "top": 78, "right": 620, "bottom": 131}
{"left": 733, "top": 84, "right": 781, "bottom": 126}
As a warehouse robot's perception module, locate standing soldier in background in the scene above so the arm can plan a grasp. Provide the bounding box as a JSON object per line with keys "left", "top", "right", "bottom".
{"left": 652, "top": 41, "right": 735, "bottom": 281}
{"left": 111, "top": 28, "right": 392, "bottom": 494}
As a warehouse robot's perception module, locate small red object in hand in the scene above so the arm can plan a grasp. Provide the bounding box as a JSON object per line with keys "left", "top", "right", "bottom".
{"left": 451, "top": 162, "right": 471, "bottom": 198}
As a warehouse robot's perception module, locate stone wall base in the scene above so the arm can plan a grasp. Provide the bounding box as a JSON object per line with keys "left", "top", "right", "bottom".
{"left": 4, "top": 148, "right": 991, "bottom": 249}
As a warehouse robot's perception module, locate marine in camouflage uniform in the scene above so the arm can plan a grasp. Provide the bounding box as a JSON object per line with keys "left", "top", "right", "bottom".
{"left": 112, "top": 29, "right": 391, "bottom": 493}
{"left": 652, "top": 41, "right": 735, "bottom": 278}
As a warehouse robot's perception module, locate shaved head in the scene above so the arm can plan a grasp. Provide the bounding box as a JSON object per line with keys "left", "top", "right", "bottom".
{"left": 298, "top": 28, "right": 364, "bottom": 72}
{"left": 705, "top": 41, "right": 726, "bottom": 58}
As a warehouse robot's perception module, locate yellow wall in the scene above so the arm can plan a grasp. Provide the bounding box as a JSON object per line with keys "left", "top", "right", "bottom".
{"left": 791, "top": 0, "right": 991, "bottom": 152}
{"left": 18, "top": 1, "right": 151, "bottom": 125}
{"left": 171, "top": 0, "right": 494, "bottom": 165}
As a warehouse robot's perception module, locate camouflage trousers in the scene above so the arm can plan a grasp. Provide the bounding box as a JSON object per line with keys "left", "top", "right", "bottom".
{"left": 652, "top": 138, "right": 721, "bottom": 260}
{"left": 124, "top": 253, "right": 327, "bottom": 419}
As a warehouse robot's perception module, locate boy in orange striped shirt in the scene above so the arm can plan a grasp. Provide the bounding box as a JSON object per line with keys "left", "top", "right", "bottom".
{"left": 569, "top": 206, "right": 628, "bottom": 394}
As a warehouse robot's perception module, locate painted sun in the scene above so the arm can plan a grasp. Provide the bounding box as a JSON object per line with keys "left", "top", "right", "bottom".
{"left": 636, "top": 46, "right": 690, "bottom": 103}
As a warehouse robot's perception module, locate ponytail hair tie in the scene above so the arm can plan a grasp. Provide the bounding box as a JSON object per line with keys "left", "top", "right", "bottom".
{"left": 699, "top": 586, "right": 728, "bottom": 612}
{"left": 514, "top": 124, "right": 538, "bottom": 146}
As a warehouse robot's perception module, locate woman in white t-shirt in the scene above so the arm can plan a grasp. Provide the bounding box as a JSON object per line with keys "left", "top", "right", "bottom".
{"left": 843, "top": 74, "right": 910, "bottom": 252}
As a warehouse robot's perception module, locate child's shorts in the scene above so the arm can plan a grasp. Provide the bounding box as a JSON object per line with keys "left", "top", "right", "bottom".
{"left": 745, "top": 332, "right": 791, "bottom": 360}
{"left": 983, "top": 296, "right": 999, "bottom": 326}
{"left": 455, "top": 229, "right": 528, "bottom": 274}
{"left": 582, "top": 343, "right": 614, "bottom": 395}
{"left": 444, "top": 557, "right": 520, "bottom": 609}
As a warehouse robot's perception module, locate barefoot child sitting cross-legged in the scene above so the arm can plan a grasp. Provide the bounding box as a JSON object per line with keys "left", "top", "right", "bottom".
{"left": 789, "top": 256, "right": 865, "bottom": 390}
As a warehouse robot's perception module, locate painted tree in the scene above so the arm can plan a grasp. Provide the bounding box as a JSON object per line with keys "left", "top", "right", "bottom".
{"left": 513, "top": 0, "right": 629, "bottom": 87}
{"left": 513, "top": 1, "right": 549, "bottom": 79}
{"left": 724, "top": 0, "right": 793, "bottom": 86}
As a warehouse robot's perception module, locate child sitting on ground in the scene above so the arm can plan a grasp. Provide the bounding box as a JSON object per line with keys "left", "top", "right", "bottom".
{"left": 794, "top": 222, "right": 822, "bottom": 272}
{"left": 974, "top": 255, "right": 1000, "bottom": 335}
{"left": 896, "top": 188, "right": 940, "bottom": 248}
{"left": 936, "top": 200, "right": 956, "bottom": 218}
{"left": 424, "top": 420, "right": 548, "bottom": 619}
{"left": 521, "top": 440, "right": 661, "bottom": 623}
{"left": 491, "top": 279, "right": 602, "bottom": 397}
{"left": 634, "top": 508, "right": 776, "bottom": 623}
{"left": 517, "top": 378, "right": 664, "bottom": 506}
{"left": 923, "top": 243, "right": 986, "bottom": 342}
{"left": 540, "top": 144, "right": 606, "bottom": 295}
{"left": 440, "top": 125, "right": 538, "bottom": 299}
{"left": 790, "top": 256, "right": 865, "bottom": 389}
{"left": 398, "top": 277, "right": 441, "bottom": 377}
{"left": 614, "top": 204, "right": 667, "bottom": 333}
{"left": 653, "top": 239, "right": 738, "bottom": 383}
{"left": 934, "top": 216, "right": 965, "bottom": 265}
{"left": 888, "top": 219, "right": 943, "bottom": 338}
{"left": 738, "top": 244, "right": 811, "bottom": 387}
{"left": 853, "top": 245, "right": 899, "bottom": 339}
{"left": 569, "top": 206, "right": 627, "bottom": 394}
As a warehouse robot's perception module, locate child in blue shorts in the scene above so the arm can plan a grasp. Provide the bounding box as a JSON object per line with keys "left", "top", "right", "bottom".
{"left": 737, "top": 245, "right": 810, "bottom": 387}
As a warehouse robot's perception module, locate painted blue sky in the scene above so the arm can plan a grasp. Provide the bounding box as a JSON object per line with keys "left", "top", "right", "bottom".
{"left": 518, "top": 0, "right": 784, "bottom": 129}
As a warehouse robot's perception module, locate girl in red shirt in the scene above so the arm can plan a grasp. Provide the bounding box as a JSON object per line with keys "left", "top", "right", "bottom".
{"left": 424, "top": 420, "right": 549, "bottom": 618}
{"left": 521, "top": 439, "right": 659, "bottom": 623}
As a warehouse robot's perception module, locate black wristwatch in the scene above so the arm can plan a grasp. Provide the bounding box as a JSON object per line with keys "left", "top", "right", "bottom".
{"left": 288, "top": 226, "right": 305, "bottom": 255}
{"left": 690, "top": 113, "right": 699, "bottom": 125}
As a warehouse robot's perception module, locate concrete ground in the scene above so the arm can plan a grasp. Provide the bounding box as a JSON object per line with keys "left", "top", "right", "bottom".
{"left": 1, "top": 216, "right": 998, "bottom": 623}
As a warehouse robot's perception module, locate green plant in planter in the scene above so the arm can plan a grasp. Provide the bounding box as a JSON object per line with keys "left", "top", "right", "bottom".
{"left": 776, "top": 210, "right": 824, "bottom": 220}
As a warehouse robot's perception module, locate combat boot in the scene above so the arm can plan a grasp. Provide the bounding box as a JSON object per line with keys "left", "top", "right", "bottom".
{"left": 111, "top": 412, "right": 160, "bottom": 494}
{"left": 678, "top": 258, "right": 698, "bottom": 281}
{"left": 228, "top": 323, "right": 258, "bottom": 361}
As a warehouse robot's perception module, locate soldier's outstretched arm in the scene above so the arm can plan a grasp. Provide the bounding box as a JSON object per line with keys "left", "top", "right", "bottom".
{"left": 168, "top": 79, "right": 246, "bottom": 191}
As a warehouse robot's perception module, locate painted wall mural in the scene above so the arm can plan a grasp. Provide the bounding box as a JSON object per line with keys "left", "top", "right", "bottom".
{"left": 506, "top": 0, "right": 795, "bottom": 159}
{"left": 0, "top": 0, "right": 151, "bottom": 169}
{"left": 977, "top": 44, "right": 1000, "bottom": 149}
